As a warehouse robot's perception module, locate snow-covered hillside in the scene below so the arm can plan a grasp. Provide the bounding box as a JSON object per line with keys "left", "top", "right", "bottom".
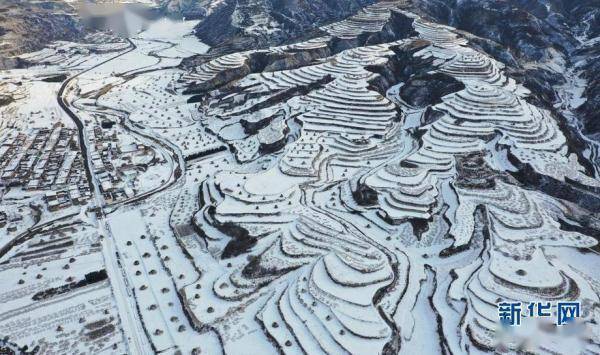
{"left": 0, "top": 0, "right": 599, "bottom": 354}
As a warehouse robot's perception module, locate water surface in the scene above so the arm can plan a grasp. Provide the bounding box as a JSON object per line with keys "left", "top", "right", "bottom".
{"left": 74, "top": 1, "right": 182, "bottom": 37}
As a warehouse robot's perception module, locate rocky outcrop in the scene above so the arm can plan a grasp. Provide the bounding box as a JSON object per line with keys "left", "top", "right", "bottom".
{"left": 399, "top": 72, "right": 464, "bottom": 107}
{"left": 160, "top": 0, "right": 208, "bottom": 19}
{"left": 0, "top": 1, "right": 84, "bottom": 69}
{"left": 193, "top": 0, "right": 377, "bottom": 55}
{"left": 576, "top": 44, "right": 600, "bottom": 137}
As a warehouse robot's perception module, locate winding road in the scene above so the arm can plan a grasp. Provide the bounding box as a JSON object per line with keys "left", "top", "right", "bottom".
{"left": 56, "top": 38, "right": 154, "bottom": 355}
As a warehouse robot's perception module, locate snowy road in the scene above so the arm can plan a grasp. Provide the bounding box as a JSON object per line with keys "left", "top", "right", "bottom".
{"left": 100, "top": 219, "right": 153, "bottom": 354}
{"left": 56, "top": 38, "right": 154, "bottom": 355}
{"left": 53, "top": 19, "right": 209, "bottom": 352}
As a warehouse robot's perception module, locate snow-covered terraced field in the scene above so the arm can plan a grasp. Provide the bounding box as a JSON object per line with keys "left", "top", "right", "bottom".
{"left": 168, "top": 2, "right": 600, "bottom": 354}
{"left": 1, "top": 0, "right": 599, "bottom": 354}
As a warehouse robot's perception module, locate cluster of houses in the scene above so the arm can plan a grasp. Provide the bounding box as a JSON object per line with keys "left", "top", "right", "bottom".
{"left": 0, "top": 124, "right": 91, "bottom": 211}
{"left": 0, "top": 208, "right": 23, "bottom": 232}
{"left": 88, "top": 123, "right": 152, "bottom": 203}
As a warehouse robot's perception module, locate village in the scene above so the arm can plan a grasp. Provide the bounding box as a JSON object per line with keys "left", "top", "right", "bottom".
{"left": 0, "top": 124, "right": 90, "bottom": 211}
{"left": 0, "top": 0, "right": 598, "bottom": 354}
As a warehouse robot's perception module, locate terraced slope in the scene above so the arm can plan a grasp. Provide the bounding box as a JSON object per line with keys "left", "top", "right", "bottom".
{"left": 173, "top": 1, "right": 600, "bottom": 353}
